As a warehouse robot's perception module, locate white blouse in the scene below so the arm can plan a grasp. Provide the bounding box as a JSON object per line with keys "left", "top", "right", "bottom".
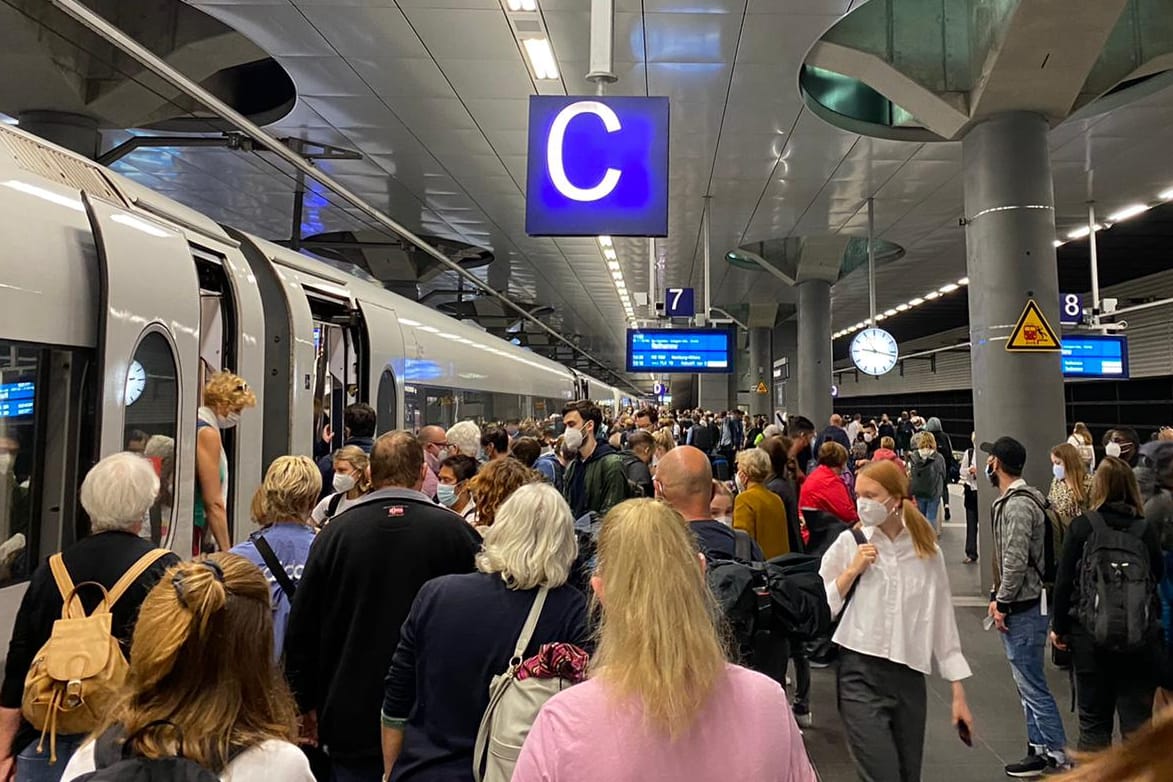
{"left": 62, "top": 739, "right": 314, "bottom": 782}
{"left": 819, "top": 525, "right": 972, "bottom": 682}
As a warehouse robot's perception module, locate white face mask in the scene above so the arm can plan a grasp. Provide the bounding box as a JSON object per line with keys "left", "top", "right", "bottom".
{"left": 715, "top": 514, "right": 732, "bottom": 527}
{"left": 333, "top": 472, "right": 356, "bottom": 494}
{"left": 1105, "top": 441, "right": 1123, "bottom": 458}
{"left": 562, "top": 425, "right": 584, "bottom": 454}
{"left": 735, "top": 472, "right": 746, "bottom": 492}
{"left": 1052, "top": 463, "right": 1065, "bottom": 481}
{"left": 217, "top": 411, "right": 241, "bottom": 429}
{"left": 918, "top": 448, "right": 933, "bottom": 459}
{"left": 857, "top": 497, "right": 891, "bottom": 527}
{"left": 863, "top": 433, "right": 874, "bottom": 443}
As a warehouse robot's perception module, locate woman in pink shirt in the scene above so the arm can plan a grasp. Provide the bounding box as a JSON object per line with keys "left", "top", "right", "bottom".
{"left": 512, "top": 499, "right": 817, "bottom": 782}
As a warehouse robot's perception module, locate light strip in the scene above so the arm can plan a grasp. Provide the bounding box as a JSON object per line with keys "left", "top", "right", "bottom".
{"left": 506, "top": 0, "right": 537, "bottom": 9}
{"left": 1160, "top": 187, "right": 1173, "bottom": 201}
{"left": 835, "top": 276, "right": 971, "bottom": 340}
{"left": 1108, "top": 203, "right": 1148, "bottom": 222}
{"left": 522, "top": 38, "right": 559, "bottom": 80}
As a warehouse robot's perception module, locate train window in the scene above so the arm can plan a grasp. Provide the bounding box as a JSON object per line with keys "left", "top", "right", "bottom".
{"left": 124, "top": 331, "right": 178, "bottom": 546}
{"left": 0, "top": 343, "right": 43, "bottom": 586}
{"left": 376, "top": 369, "right": 397, "bottom": 432}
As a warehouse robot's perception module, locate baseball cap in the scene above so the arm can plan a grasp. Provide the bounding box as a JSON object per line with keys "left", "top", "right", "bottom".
{"left": 979, "top": 436, "right": 1026, "bottom": 473}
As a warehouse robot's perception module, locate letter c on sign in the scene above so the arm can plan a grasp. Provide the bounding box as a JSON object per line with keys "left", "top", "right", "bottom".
{"left": 546, "top": 101, "right": 622, "bottom": 202}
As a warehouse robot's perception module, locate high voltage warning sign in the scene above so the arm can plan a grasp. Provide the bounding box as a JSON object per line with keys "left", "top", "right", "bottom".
{"left": 1006, "top": 299, "right": 1061, "bottom": 352}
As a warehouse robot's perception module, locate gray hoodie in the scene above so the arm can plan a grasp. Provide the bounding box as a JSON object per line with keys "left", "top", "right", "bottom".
{"left": 991, "top": 481, "right": 1047, "bottom": 612}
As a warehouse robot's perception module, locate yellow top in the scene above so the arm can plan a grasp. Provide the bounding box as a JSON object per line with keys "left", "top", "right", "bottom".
{"left": 733, "top": 483, "right": 789, "bottom": 559}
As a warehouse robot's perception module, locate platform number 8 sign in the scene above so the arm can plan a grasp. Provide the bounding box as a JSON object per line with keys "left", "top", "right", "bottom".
{"left": 1060, "top": 293, "right": 1083, "bottom": 325}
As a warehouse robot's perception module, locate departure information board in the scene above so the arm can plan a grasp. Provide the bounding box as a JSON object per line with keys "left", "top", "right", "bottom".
{"left": 1062, "top": 335, "right": 1128, "bottom": 379}
{"left": 0, "top": 381, "right": 34, "bottom": 417}
{"left": 627, "top": 329, "right": 733, "bottom": 373}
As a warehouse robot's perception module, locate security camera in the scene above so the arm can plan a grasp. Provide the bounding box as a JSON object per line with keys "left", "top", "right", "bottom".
{"left": 1102, "top": 298, "right": 1118, "bottom": 314}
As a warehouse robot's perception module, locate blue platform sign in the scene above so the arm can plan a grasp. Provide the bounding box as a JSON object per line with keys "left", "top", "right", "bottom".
{"left": 627, "top": 328, "right": 733, "bottom": 373}
{"left": 664, "top": 287, "right": 695, "bottom": 318}
{"left": 526, "top": 96, "right": 669, "bottom": 237}
{"left": 1062, "top": 335, "right": 1128, "bottom": 379}
{"left": 1060, "top": 293, "right": 1083, "bottom": 325}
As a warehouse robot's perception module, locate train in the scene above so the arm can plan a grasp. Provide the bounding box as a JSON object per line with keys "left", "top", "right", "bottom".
{"left": 0, "top": 121, "right": 624, "bottom": 636}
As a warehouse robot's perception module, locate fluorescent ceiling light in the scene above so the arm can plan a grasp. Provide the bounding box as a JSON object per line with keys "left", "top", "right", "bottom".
{"left": 1108, "top": 203, "right": 1148, "bottom": 222}
{"left": 611, "top": 270, "right": 623, "bottom": 279}
{"left": 958, "top": 277, "right": 969, "bottom": 286}
{"left": 1067, "top": 224, "right": 1101, "bottom": 239}
{"left": 615, "top": 280, "right": 626, "bottom": 290}
{"left": 925, "top": 291, "right": 941, "bottom": 300}
{"left": 884, "top": 308, "right": 898, "bottom": 317}
{"left": 909, "top": 297, "right": 924, "bottom": 307}
{"left": 939, "top": 283, "right": 959, "bottom": 293}
{"left": 506, "top": 0, "right": 537, "bottom": 10}
{"left": 522, "top": 38, "right": 559, "bottom": 80}
{"left": 895, "top": 303, "right": 909, "bottom": 312}
{"left": 875, "top": 313, "right": 887, "bottom": 321}
{"left": 603, "top": 248, "right": 617, "bottom": 260}
{"left": 1053, "top": 239, "right": 1065, "bottom": 248}
{"left": 598, "top": 235, "right": 613, "bottom": 248}
{"left": 607, "top": 261, "right": 620, "bottom": 271}
{"left": 1160, "top": 187, "right": 1173, "bottom": 201}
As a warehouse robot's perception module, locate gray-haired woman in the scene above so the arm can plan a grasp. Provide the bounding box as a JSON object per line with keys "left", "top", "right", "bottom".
{"left": 380, "top": 483, "right": 590, "bottom": 782}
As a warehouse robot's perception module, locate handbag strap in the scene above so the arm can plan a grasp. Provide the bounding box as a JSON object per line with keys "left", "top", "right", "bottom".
{"left": 255, "top": 534, "right": 297, "bottom": 599}
{"left": 510, "top": 586, "right": 549, "bottom": 664}
{"left": 49, "top": 554, "right": 83, "bottom": 619}
{"left": 108, "top": 549, "right": 171, "bottom": 606}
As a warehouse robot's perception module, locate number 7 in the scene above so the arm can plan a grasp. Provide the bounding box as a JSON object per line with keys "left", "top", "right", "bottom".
{"left": 668, "top": 288, "right": 682, "bottom": 310}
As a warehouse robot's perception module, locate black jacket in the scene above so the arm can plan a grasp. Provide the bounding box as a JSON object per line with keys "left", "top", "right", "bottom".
{"left": 766, "top": 476, "right": 803, "bottom": 554}
{"left": 1051, "top": 502, "right": 1165, "bottom": 638}
{"left": 283, "top": 488, "right": 481, "bottom": 761}
{"left": 690, "top": 520, "right": 763, "bottom": 561}
{"left": 1, "top": 532, "right": 178, "bottom": 753}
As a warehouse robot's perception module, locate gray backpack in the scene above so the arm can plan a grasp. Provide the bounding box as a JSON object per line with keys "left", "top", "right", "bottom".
{"left": 473, "top": 587, "right": 570, "bottom": 782}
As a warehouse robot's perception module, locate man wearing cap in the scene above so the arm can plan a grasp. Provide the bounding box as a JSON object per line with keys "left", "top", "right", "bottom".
{"left": 983, "top": 435, "right": 1070, "bottom": 777}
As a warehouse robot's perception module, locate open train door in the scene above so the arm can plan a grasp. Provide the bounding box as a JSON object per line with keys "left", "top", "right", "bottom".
{"left": 357, "top": 299, "right": 406, "bottom": 433}
{"left": 82, "top": 194, "right": 200, "bottom": 555}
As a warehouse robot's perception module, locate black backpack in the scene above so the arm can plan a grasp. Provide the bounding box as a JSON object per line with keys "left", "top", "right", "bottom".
{"left": 75, "top": 724, "right": 226, "bottom": 782}
{"left": 1077, "top": 511, "right": 1159, "bottom": 652}
{"left": 617, "top": 452, "right": 648, "bottom": 499}
{"left": 692, "top": 423, "right": 716, "bottom": 452}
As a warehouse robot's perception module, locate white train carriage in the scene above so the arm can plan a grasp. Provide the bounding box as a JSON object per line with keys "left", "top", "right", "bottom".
{"left": 0, "top": 122, "right": 595, "bottom": 642}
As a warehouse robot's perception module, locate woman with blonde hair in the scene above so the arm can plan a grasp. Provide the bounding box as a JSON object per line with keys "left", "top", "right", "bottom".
{"left": 820, "top": 460, "right": 973, "bottom": 782}
{"left": 733, "top": 448, "right": 789, "bottom": 558}
{"left": 513, "top": 499, "right": 816, "bottom": 781}
{"left": 468, "top": 458, "right": 541, "bottom": 530}
{"left": 231, "top": 456, "right": 320, "bottom": 660}
{"left": 380, "top": 483, "right": 589, "bottom": 781}
{"left": 311, "top": 445, "right": 371, "bottom": 527}
{"left": 196, "top": 371, "right": 257, "bottom": 554}
{"left": 60, "top": 554, "right": 313, "bottom": 780}
{"left": 1049, "top": 442, "right": 1093, "bottom": 529}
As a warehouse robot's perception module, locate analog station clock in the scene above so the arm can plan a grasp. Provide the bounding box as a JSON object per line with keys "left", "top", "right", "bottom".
{"left": 125, "top": 360, "right": 147, "bottom": 405}
{"left": 850, "top": 328, "right": 899, "bottom": 376}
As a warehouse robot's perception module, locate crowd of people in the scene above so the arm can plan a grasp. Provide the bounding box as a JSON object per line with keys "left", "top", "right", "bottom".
{"left": 5, "top": 376, "right": 1173, "bottom": 781}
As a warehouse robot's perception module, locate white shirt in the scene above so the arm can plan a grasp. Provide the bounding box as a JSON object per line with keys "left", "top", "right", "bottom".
{"left": 819, "top": 525, "right": 972, "bottom": 682}
{"left": 959, "top": 447, "right": 978, "bottom": 490}
{"left": 846, "top": 421, "right": 862, "bottom": 444}
{"left": 62, "top": 739, "right": 314, "bottom": 781}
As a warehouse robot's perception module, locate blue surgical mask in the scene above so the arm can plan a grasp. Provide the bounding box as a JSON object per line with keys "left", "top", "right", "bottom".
{"left": 437, "top": 483, "right": 460, "bottom": 508}
{"left": 1052, "top": 464, "right": 1066, "bottom": 481}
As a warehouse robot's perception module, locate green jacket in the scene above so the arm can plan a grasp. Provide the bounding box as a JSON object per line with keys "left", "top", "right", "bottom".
{"left": 563, "top": 443, "right": 628, "bottom": 518}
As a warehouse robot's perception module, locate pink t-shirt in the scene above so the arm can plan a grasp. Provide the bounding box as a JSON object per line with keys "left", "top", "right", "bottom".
{"left": 512, "top": 663, "right": 817, "bottom": 782}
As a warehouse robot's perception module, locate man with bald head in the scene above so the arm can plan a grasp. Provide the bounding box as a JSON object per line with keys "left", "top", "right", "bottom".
{"left": 417, "top": 425, "right": 448, "bottom": 499}
{"left": 813, "top": 412, "right": 852, "bottom": 459}
{"left": 655, "top": 446, "right": 762, "bottom": 561}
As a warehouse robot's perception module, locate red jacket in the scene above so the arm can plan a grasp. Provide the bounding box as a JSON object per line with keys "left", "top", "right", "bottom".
{"left": 799, "top": 464, "right": 858, "bottom": 524}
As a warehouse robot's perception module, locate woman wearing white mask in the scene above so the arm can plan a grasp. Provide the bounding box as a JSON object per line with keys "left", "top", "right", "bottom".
{"left": 195, "top": 370, "right": 256, "bottom": 555}
{"left": 820, "top": 460, "right": 974, "bottom": 782}
{"left": 436, "top": 454, "right": 479, "bottom": 525}
{"left": 733, "top": 448, "right": 789, "bottom": 558}
{"left": 311, "top": 445, "right": 372, "bottom": 527}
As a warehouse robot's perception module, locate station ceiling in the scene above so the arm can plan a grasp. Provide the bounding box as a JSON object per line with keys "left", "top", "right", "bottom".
{"left": 9, "top": 0, "right": 1173, "bottom": 380}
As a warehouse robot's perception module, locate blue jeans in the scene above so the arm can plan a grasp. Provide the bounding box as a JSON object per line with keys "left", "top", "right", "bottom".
{"left": 15, "top": 734, "right": 84, "bottom": 782}
{"left": 916, "top": 497, "right": 940, "bottom": 529}
{"left": 1001, "top": 606, "right": 1068, "bottom": 755}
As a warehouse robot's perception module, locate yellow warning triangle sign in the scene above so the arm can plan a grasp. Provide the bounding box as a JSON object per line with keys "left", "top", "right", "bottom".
{"left": 1006, "top": 299, "right": 1061, "bottom": 352}
{"left": 755, "top": 380, "right": 768, "bottom": 394}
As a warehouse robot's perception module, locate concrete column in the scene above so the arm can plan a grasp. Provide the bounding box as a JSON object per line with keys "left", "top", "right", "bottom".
{"left": 962, "top": 111, "right": 1066, "bottom": 581}
{"left": 698, "top": 373, "right": 730, "bottom": 413}
{"left": 796, "top": 279, "right": 832, "bottom": 426}
{"left": 748, "top": 327, "right": 771, "bottom": 416}
{"left": 17, "top": 111, "right": 99, "bottom": 159}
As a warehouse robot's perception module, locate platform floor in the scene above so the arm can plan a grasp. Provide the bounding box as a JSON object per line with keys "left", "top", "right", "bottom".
{"left": 804, "top": 487, "right": 1081, "bottom": 782}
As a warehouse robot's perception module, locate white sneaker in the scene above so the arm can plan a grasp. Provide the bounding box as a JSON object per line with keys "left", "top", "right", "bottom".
{"left": 794, "top": 710, "right": 813, "bottom": 729}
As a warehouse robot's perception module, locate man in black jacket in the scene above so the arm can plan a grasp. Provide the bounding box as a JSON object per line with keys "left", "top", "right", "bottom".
{"left": 285, "top": 431, "right": 480, "bottom": 781}
{"left": 316, "top": 403, "right": 377, "bottom": 499}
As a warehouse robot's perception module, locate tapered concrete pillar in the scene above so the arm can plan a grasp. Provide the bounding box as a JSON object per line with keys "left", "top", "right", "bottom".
{"left": 796, "top": 279, "right": 832, "bottom": 426}
{"left": 963, "top": 112, "right": 1066, "bottom": 575}
{"left": 748, "top": 327, "right": 772, "bottom": 416}
{"left": 17, "top": 112, "right": 99, "bottom": 158}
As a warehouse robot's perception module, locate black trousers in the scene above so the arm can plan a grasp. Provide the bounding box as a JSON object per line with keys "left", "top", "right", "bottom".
{"left": 1071, "top": 631, "right": 1156, "bottom": 751}
{"left": 837, "top": 650, "right": 927, "bottom": 782}
{"left": 963, "top": 485, "right": 979, "bottom": 560}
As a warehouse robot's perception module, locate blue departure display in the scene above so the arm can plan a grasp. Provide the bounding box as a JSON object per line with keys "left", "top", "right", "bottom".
{"left": 526, "top": 96, "right": 670, "bottom": 237}
{"left": 1062, "top": 335, "right": 1128, "bottom": 379}
{"left": 627, "top": 329, "right": 733, "bottom": 373}
{"left": 0, "top": 381, "right": 34, "bottom": 417}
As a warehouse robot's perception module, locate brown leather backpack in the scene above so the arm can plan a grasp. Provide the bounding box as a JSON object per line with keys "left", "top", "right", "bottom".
{"left": 21, "top": 549, "right": 169, "bottom": 762}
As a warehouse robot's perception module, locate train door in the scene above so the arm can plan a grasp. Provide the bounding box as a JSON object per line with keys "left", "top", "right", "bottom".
{"left": 358, "top": 299, "right": 405, "bottom": 433}
{"left": 83, "top": 195, "right": 200, "bottom": 557}
{"left": 305, "top": 289, "right": 364, "bottom": 456}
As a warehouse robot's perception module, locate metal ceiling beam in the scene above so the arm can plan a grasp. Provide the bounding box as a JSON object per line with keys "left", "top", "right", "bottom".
{"left": 50, "top": 0, "right": 639, "bottom": 396}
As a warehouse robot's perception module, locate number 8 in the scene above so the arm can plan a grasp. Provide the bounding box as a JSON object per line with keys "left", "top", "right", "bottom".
{"left": 1063, "top": 294, "right": 1080, "bottom": 318}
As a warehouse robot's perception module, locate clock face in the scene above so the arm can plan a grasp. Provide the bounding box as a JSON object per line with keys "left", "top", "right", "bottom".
{"left": 850, "top": 328, "right": 899, "bottom": 376}
{"left": 125, "top": 360, "right": 147, "bottom": 405}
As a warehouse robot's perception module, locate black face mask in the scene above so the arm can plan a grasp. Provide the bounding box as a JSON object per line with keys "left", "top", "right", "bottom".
{"left": 985, "top": 461, "right": 999, "bottom": 487}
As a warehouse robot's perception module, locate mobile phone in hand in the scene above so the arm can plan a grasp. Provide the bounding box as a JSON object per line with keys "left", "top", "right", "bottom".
{"left": 957, "top": 719, "right": 973, "bottom": 747}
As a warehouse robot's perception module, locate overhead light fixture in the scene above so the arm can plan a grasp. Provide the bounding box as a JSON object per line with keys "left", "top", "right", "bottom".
{"left": 607, "top": 260, "right": 620, "bottom": 271}
{"left": 909, "top": 297, "right": 924, "bottom": 307}
{"left": 522, "top": 37, "right": 559, "bottom": 80}
{"left": 939, "top": 283, "right": 959, "bottom": 293}
{"left": 1108, "top": 203, "right": 1148, "bottom": 222}
{"left": 1053, "top": 239, "right": 1065, "bottom": 248}
{"left": 925, "top": 291, "right": 941, "bottom": 300}
{"left": 603, "top": 248, "right": 617, "bottom": 261}
{"left": 875, "top": 313, "right": 887, "bottom": 321}
{"left": 611, "top": 270, "right": 623, "bottom": 280}
{"left": 1160, "top": 187, "right": 1173, "bottom": 201}
{"left": 958, "top": 277, "right": 969, "bottom": 286}
{"left": 598, "top": 235, "right": 613, "bottom": 248}
{"left": 1067, "top": 224, "right": 1101, "bottom": 239}
{"left": 0, "top": 114, "right": 17, "bottom": 126}
{"left": 895, "top": 303, "right": 909, "bottom": 312}
{"left": 506, "top": 0, "right": 538, "bottom": 10}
